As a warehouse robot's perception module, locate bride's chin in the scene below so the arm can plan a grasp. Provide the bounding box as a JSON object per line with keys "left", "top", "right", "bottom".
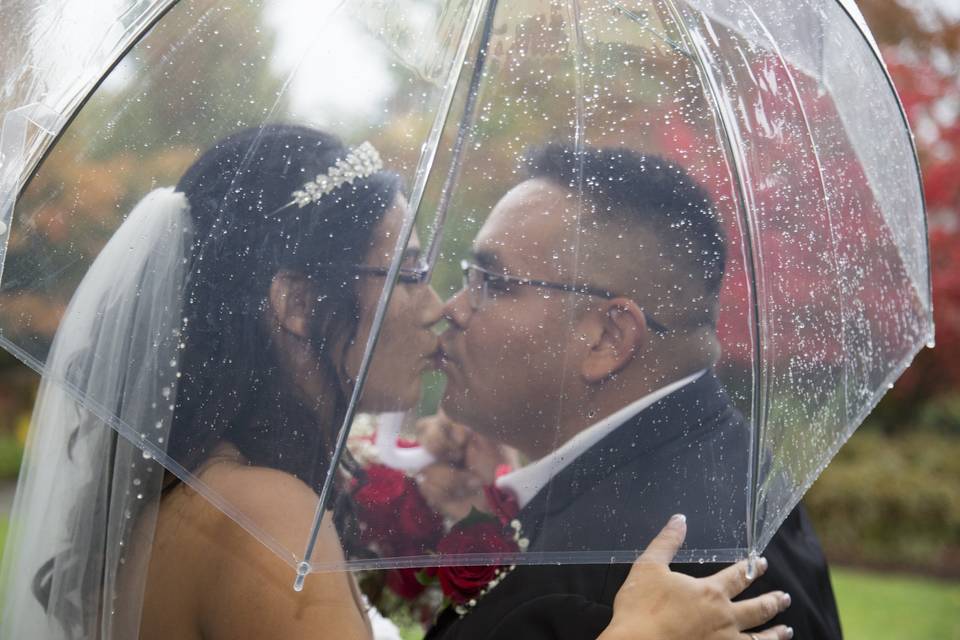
{"left": 357, "top": 385, "right": 421, "bottom": 414}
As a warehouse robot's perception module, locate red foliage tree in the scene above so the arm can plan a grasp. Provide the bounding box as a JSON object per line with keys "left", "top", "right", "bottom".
{"left": 880, "top": 49, "right": 960, "bottom": 413}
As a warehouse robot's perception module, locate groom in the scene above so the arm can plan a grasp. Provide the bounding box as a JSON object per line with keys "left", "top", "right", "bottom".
{"left": 424, "top": 144, "right": 842, "bottom": 639}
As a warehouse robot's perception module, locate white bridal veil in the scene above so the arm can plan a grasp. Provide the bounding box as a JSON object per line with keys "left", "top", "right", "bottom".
{"left": 0, "top": 188, "right": 191, "bottom": 639}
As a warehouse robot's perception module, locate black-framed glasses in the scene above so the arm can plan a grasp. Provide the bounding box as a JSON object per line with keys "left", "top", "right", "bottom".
{"left": 460, "top": 259, "right": 669, "bottom": 333}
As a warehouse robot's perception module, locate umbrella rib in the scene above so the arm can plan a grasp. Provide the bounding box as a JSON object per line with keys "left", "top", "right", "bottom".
{"left": 422, "top": 0, "right": 502, "bottom": 272}
{"left": 295, "top": 0, "right": 499, "bottom": 591}
{"left": 603, "top": 0, "right": 692, "bottom": 59}
{"left": 660, "top": 0, "right": 767, "bottom": 569}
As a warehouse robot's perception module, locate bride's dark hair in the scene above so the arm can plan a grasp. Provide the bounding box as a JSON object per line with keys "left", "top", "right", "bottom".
{"left": 169, "top": 124, "right": 400, "bottom": 489}
{"left": 33, "top": 124, "right": 397, "bottom": 613}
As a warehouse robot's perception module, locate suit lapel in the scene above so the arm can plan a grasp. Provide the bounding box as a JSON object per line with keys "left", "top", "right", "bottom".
{"left": 517, "top": 371, "right": 735, "bottom": 544}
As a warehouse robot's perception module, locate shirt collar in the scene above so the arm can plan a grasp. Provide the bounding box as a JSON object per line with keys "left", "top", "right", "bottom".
{"left": 495, "top": 369, "right": 707, "bottom": 508}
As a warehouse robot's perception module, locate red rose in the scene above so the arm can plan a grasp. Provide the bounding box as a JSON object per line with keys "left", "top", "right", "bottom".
{"left": 396, "top": 488, "right": 444, "bottom": 552}
{"left": 436, "top": 563, "right": 497, "bottom": 605}
{"left": 433, "top": 517, "right": 517, "bottom": 604}
{"left": 483, "top": 485, "right": 520, "bottom": 526}
{"left": 353, "top": 464, "right": 443, "bottom": 555}
{"left": 354, "top": 464, "right": 407, "bottom": 507}
{"left": 385, "top": 567, "right": 427, "bottom": 599}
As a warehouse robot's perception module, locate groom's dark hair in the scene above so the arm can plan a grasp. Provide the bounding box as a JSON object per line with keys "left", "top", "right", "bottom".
{"left": 523, "top": 143, "right": 726, "bottom": 327}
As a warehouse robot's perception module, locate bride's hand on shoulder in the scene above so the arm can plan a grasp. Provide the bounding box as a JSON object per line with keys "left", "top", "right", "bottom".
{"left": 599, "top": 515, "right": 793, "bottom": 640}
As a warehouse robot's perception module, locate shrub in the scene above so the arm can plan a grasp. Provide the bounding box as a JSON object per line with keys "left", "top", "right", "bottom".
{"left": 0, "top": 433, "right": 23, "bottom": 480}
{"left": 806, "top": 429, "right": 960, "bottom": 575}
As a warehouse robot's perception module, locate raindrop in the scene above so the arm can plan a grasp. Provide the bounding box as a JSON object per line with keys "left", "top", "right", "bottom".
{"left": 142, "top": 451, "right": 153, "bottom": 460}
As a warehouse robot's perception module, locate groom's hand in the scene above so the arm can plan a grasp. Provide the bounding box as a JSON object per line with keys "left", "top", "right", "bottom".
{"left": 416, "top": 409, "right": 513, "bottom": 483}
{"left": 416, "top": 463, "right": 488, "bottom": 521}
{"left": 416, "top": 409, "right": 472, "bottom": 468}
{"left": 415, "top": 410, "right": 516, "bottom": 520}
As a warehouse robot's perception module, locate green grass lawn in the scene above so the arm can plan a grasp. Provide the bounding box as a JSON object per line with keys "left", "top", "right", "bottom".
{"left": 0, "top": 515, "right": 955, "bottom": 637}
{"left": 831, "top": 567, "right": 960, "bottom": 640}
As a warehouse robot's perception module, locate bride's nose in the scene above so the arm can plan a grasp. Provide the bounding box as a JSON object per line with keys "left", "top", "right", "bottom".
{"left": 418, "top": 284, "right": 444, "bottom": 326}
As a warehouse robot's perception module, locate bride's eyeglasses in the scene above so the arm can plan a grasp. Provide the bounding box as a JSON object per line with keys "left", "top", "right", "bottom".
{"left": 350, "top": 264, "right": 429, "bottom": 285}
{"left": 315, "top": 263, "right": 430, "bottom": 285}
{"left": 460, "top": 259, "right": 670, "bottom": 333}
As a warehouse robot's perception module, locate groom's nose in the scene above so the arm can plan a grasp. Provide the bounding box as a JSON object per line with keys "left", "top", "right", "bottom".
{"left": 442, "top": 288, "right": 473, "bottom": 329}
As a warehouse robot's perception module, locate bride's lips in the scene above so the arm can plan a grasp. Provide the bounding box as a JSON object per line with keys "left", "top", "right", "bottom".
{"left": 421, "top": 336, "right": 442, "bottom": 370}
{"left": 434, "top": 342, "right": 459, "bottom": 373}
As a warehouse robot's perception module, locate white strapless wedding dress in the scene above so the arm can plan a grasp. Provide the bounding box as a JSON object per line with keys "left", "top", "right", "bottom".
{"left": 364, "top": 596, "right": 404, "bottom": 640}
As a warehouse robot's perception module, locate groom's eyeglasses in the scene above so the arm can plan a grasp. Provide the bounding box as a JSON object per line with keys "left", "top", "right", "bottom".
{"left": 460, "top": 259, "right": 670, "bottom": 333}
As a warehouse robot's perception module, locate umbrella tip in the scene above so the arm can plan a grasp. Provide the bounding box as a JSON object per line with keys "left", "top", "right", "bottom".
{"left": 293, "top": 561, "right": 311, "bottom": 592}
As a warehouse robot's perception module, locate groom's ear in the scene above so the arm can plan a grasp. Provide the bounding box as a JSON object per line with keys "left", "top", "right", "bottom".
{"left": 269, "top": 270, "right": 313, "bottom": 338}
{"left": 580, "top": 298, "right": 648, "bottom": 383}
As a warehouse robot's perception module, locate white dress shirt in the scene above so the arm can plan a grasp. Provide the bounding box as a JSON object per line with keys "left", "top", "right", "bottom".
{"left": 495, "top": 370, "right": 706, "bottom": 508}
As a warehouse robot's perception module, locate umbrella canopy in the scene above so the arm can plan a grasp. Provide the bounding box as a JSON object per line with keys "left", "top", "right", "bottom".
{"left": 0, "top": 0, "right": 930, "bottom": 595}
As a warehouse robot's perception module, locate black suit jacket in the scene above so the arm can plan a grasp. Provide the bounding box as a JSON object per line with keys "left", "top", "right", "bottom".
{"left": 426, "top": 372, "right": 842, "bottom": 639}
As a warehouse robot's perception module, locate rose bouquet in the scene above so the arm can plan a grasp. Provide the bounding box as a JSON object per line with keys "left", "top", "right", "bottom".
{"left": 348, "top": 414, "right": 523, "bottom": 622}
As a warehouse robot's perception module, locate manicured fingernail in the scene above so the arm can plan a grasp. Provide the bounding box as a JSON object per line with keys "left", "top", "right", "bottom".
{"left": 670, "top": 514, "right": 686, "bottom": 525}
{"left": 758, "top": 556, "right": 769, "bottom": 572}
{"left": 785, "top": 626, "right": 794, "bottom": 638}
{"left": 780, "top": 592, "right": 792, "bottom": 609}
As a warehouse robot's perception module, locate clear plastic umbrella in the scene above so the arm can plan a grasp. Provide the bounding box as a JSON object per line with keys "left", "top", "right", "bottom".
{"left": 0, "top": 0, "right": 931, "bottom": 620}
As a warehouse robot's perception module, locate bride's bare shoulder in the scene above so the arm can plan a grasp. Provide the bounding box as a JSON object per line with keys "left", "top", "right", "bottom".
{"left": 189, "top": 462, "right": 342, "bottom": 561}
{"left": 152, "top": 464, "right": 366, "bottom": 639}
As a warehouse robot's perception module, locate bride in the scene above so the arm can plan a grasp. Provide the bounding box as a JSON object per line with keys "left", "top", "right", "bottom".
{"left": 0, "top": 125, "right": 792, "bottom": 639}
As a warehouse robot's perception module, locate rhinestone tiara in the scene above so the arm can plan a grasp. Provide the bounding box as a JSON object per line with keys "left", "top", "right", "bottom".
{"left": 291, "top": 141, "right": 384, "bottom": 208}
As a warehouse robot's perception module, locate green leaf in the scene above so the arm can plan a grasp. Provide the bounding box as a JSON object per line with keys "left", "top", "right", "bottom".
{"left": 454, "top": 507, "right": 499, "bottom": 530}
{"left": 415, "top": 569, "right": 438, "bottom": 586}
